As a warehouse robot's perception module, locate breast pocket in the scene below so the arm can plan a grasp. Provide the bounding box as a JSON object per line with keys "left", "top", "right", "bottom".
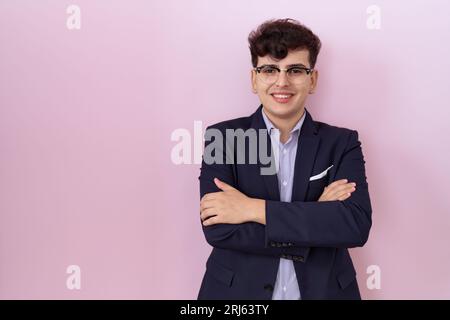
{"left": 306, "top": 165, "right": 333, "bottom": 200}
{"left": 306, "top": 173, "right": 330, "bottom": 201}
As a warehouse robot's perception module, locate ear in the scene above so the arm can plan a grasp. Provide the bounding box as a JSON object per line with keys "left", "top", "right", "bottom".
{"left": 251, "top": 69, "right": 257, "bottom": 94}
{"left": 309, "top": 69, "right": 319, "bottom": 94}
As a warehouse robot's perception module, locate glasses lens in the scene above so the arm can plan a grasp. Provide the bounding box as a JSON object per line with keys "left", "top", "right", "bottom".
{"left": 287, "top": 67, "right": 307, "bottom": 83}
{"left": 259, "top": 66, "right": 278, "bottom": 84}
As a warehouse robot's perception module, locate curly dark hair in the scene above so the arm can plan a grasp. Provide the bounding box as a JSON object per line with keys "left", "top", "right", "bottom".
{"left": 248, "top": 18, "right": 322, "bottom": 68}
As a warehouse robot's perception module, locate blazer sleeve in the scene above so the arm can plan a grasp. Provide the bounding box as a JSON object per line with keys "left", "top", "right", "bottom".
{"left": 265, "top": 130, "right": 373, "bottom": 248}
{"left": 199, "top": 125, "right": 308, "bottom": 257}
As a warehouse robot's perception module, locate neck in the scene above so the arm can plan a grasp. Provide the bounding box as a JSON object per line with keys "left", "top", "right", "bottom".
{"left": 263, "top": 107, "right": 305, "bottom": 143}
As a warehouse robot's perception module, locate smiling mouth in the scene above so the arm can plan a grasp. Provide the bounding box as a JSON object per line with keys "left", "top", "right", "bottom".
{"left": 271, "top": 93, "right": 294, "bottom": 103}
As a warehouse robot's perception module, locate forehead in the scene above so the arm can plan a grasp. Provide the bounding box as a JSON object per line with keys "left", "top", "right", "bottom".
{"left": 258, "top": 48, "right": 310, "bottom": 67}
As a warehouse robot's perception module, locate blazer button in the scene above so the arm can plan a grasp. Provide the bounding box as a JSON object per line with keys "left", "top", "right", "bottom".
{"left": 270, "top": 241, "right": 276, "bottom": 247}
{"left": 276, "top": 242, "right": 282, "bottom": 247}
{"left": 264, "top": 284, "right": 274, "bottom": 292}
{"left": 294, "top": 256, "right": 305, "bottom": 262}
{"left": 288, "top": 242, "right": 294, "bottom": 246}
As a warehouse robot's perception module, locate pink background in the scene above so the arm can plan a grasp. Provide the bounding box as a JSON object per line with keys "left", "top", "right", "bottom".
{"left": 1, "top": 0, "right": 449, "bottom": 299}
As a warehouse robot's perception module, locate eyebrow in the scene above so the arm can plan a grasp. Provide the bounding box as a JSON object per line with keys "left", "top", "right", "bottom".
{"left": 260, "top": 63, "right": 309, "bottom": 68}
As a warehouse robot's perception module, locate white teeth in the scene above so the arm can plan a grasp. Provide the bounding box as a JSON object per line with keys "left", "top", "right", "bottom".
{"left": 273, "top": 94, "right": 292, "bottom": 99}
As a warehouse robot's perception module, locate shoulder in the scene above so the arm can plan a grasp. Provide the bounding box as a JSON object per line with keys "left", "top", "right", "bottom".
{"left": 313, "top": 119, "right": 360, "bottom": 145}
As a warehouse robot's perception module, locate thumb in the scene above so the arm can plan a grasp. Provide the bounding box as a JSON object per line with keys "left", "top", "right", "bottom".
{"left": 214, "top": 178, "right": 234, "bottom": 191}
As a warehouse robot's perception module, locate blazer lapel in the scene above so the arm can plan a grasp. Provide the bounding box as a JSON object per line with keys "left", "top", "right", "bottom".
{"left": 292, "top": 109, "right": 320, "bottom": 201}
{"left": 251, "top": 105, "right": 280, "bottom": 201}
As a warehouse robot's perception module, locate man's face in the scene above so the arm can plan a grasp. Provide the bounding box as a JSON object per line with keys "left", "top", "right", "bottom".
{"left": 251, "top": 49, "right": 318, "bottom": 120}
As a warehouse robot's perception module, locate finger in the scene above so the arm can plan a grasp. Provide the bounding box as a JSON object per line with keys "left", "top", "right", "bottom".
{"left": 214, "top": 178, "right": 235, "bottom": 191}
{"left": 200, "top": 198, "right": 216, "bottom": 211}
{"left": 326, "top": 179, "right": 349, "bottom": 189}
{"left": 319, "top": 187, "right": 354, "bottom": 202}
{"left": 201, "top": 192, "right": 218, "bottom": 202}
{"left": 322, "top": 179, "right": 349, "bottom": 196}
{"left": 203, "top": 215, "right": 220, "bottom": 226}
{"left": 337, "top": 192, "right": 352, "bottom": 201}
{"left": 200, "top": 208, "right": 217, "bottom": 222}
{"left": 327, "top": 184, "right": 356, "bottom": 200}
{"left": 326, "top": 182, "right": 355, "bottom": 193}
{"left": 320, "top": 184, "right": 354, "bottom": 201}
{"left": 327, "top": 183, "right": 356, "bottom": 198}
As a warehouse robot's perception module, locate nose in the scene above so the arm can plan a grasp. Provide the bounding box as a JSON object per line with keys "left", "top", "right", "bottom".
{"left": 275, "top": 69, "right": 289, "bottom": 87}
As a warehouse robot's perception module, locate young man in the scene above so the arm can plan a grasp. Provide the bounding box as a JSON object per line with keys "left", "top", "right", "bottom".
{"left": 198, "top": 19, "right": 372, "bottom": 300}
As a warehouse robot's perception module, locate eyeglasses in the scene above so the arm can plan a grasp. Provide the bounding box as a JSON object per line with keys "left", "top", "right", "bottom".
{"left": 254, "top": 64, "right": 314, "bottom": 84}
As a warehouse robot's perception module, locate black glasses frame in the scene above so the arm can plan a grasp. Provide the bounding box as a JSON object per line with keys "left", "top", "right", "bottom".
{"left": 254, "top": 65, "right": 314, "bottom": 75}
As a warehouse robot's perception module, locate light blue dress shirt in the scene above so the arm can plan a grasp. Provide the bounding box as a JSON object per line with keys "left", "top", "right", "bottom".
{"left": 261, "top": 107, "right": 306, "bottom": 300}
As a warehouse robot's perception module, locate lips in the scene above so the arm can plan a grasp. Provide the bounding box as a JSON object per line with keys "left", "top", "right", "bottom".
{"left": 271, "top": 93, "right": 294, "bottom": 104}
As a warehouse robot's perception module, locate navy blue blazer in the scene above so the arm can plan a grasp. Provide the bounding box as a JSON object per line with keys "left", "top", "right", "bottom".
{"left": 197, "top": 105, "right": 372, "bottom": 300}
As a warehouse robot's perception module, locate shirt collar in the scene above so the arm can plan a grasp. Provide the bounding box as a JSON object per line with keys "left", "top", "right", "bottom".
{"left": 261, "top": 107, "right": 306, "bottom": 136}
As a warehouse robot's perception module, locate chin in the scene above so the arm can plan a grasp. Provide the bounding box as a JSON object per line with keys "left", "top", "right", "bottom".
{"left": 265, "top": 103, "right": 299, "bottom": 119}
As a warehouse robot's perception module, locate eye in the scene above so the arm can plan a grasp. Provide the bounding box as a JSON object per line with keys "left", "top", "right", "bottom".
{"left": 288, "top": 67, "right": 305, "bottom": 74}
{"left": 261, "top": 66, "right": 278, "bottom": 74}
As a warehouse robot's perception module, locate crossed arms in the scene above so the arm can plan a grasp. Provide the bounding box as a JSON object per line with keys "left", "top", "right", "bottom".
{"left": 198, "top": 128, "right": 372, "bottom": 256}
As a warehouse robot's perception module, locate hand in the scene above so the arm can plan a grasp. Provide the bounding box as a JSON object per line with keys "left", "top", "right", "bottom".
{"left": 318, "top": 179, "right": 356, "bottom": 202}
{"left": 200, "top": 178, "right": 264, "bottom": 226}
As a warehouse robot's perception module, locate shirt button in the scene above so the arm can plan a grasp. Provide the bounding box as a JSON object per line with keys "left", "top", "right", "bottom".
{"left": 283, "top": 149, "right": 287, "bottom": 155}
{"left": 282, "top": 181, "right": 287, "bottom": 187}
{"left": 283, "top": 286, "right": 287, "bottom": 292}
